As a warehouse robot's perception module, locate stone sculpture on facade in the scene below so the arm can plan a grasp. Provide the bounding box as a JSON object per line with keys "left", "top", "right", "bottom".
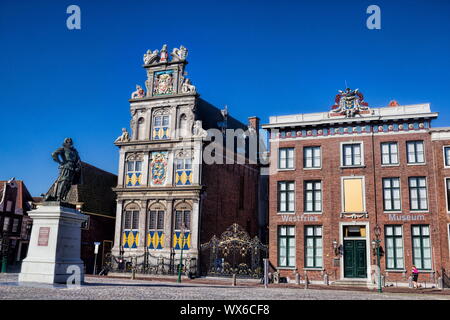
{"left": 181, "top": 78, "right": 196, "bottom": 94}
{"left": 171, "top": 45, "right": 188, "bottom": 61}
{"left": 192, "top": 120, "right": 208, "bottom": 138}
{"left": 115, "top": 128, "right": 130, "bottom": 143}
{"left": 131, "top": 85, "right": 145, "bottom": 99}
{"left": 160, "top": 44, "right": 168, "bottom": 63}
{"left": 329, "top": 88, "right": 369, "bottom": 117}
{"left": 143, "top": 49, "right": 159, "bottom": 65}
{"left": 44, "top": 138, "right": 82, "bottom": 202}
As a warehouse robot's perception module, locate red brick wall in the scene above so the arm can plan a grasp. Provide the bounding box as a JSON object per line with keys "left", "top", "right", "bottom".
{"left": 269, "top": 130, "right": 445, "bottom": 283}
{"left": 200, "top": 163, "right": 260, "bottom": 244}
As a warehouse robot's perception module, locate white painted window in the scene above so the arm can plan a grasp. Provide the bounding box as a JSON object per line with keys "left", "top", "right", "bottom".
{"left": 303, "top": 146, "right": 321, "bottom": 168}
{"left": 279, "top": 148, "right": 295, "bottom": 169}
{"left": 278, "top": 226, "right": 295, "bottom": 267}
{"left": 342, "top": 143, "right": 362, "bottom": 166}
{"left": 385, "top": 225, "right": 404, "bottom": 270}
{"left": 407, "top": 141, "right": 425, "bottom": 164}
{"left": 381, "top": 142, "right": 399, "bottom": 165}
{"left": 278, "top": 181, "right": 295, "bottom": 213}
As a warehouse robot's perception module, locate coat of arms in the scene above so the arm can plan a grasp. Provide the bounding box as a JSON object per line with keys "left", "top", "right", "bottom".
{"left": 150, "top": 152, "right": 168, "bottom": 185}
{"left": 153, "top": 71, "right": 174, "bottom": 95}
{"left": 330, "top": 88, "right": 369, "bottom": 117}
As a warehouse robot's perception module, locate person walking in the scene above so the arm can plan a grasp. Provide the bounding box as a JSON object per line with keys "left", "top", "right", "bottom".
{"left": 411, "top": 265, "right": 419, "bottom": 288}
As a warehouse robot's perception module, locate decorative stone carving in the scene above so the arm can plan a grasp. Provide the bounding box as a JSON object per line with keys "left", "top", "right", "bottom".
{"left": 115, "top": 128, "right": 130, "bottom": 143}
{"left": 131, "top": 85, "right": 145, "bottom": 99}
{"left": 150, "top": 152, "right": 168, "bottom": 185}
{"left": 159, "top": 44, "right": 168, "bottom": 63}
{"left": 171, "top": 45, "right": 188, "bottom": 61}
{"left": 329, "top": 88, "right": 370, "bottom": 117}
{"left": 192, "top": 120, "right": 207, "bottom": 138}
{"left": 181, "top": 78, "right": 196, "bottom": 94}
{"left": 143, "top": 49, "right": 159, "bottom": 65}
{"left": 153, "top": 71, "right": 174, "bottom": 95}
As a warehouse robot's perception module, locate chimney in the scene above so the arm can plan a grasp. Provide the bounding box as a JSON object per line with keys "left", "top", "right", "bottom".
{"left": 248, "top": 116, "right": 260, "bottom": 131}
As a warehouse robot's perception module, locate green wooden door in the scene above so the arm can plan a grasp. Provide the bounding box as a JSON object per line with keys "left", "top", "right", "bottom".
{"left": 344, "top": 240, "right": 367, "bottom": 278}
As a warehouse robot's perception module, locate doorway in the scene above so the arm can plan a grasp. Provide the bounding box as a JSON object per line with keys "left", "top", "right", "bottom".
{"left": 342, "top": 225, "right": 367, "bottom": 279}
{"left": 344, "top": 240, "right": 367, "bottom": 278}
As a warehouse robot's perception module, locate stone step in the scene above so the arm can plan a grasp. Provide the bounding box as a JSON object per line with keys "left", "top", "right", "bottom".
{"left": 331, "top": 280, "right": 371, "bottom": 287}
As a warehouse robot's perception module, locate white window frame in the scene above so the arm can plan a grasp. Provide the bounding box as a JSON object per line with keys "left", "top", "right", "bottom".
{"left": 408, "top": 176, "right": 429, "bottom": 213}
{"left": 303, "top": 180, "right": 322, "bottom": 214}
{"left": 445, "top": 177, "right": 450, "bottom": 214}
{"left": 384, "top": 225, "right": 405, "bottom": 271}
{"left": 278, "top": 147, "right": 295, "bottom": 170}
{"left": 277, "top": 181, "right": 296, "bottom": 215}
{"left": 443, "top": 146, "right": 450, "bottom": 168}
{"left": 381, "top": 142, "right": 400, "bottom": 166}
{"left": 340, "top": 141, "right": 365, "bottom": 168}
{"left": 277, "top": 225, "right": 296, "bottom": 269}
{"left": 406, "top": 140, "right": 426, "bottom": 165}
{"left": 382, "top": 177, "right": 402, "bottom": 213}
{"left": 303, "top": 146, "right": 322, "bottom": 170}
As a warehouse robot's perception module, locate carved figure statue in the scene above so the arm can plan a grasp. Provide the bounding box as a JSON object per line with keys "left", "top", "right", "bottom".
{"left": 143, "top": 49, "right": 159, "bottom": 65}
{"left": 181, "top": 78, "right": 196, "bottom": 94}
{"left": 171, "top": 45, "right": 188, "bottom": 61}
{"left": 192, "top": 120, "right": 207, "bottom": 138}
{"left": 160, "top": 44, "right": 168, "bottom": 62}
{"left": 131, "top": 85, "right": 145, "bottom": 99}
{"left": 44, "top": 138, "right": 82, "bottom": 202}
{"left": 115, "top": 128, "right": 130, "bottom": 143}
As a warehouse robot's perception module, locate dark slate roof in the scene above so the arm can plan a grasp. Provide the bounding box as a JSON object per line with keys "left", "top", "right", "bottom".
{"left": 196, "top": 98, "right": 248, "bottom": 131}
{"left": 45, "top": 162, "right": 117, "bottom": 217}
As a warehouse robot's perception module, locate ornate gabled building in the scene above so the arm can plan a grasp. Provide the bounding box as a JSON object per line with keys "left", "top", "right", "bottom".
{"left": 262, "top": 88, "right": 450, "bottom": 287}
{"left": 111, "top": 45, "right": 265, "bottom": 275}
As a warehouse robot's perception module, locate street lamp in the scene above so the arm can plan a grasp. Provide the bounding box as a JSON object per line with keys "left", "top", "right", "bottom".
{"left": 372, "top": 224, "right": 382, "bottom": 293}
{"left": 177, "top": 223, "right": 187, "bottom": 283}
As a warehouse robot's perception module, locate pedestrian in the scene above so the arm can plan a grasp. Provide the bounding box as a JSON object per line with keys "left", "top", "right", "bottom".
{"left": 411, "top": 265, "right": 419, "bottom": 289}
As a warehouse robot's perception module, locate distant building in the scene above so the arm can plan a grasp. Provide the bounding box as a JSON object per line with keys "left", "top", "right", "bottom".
{"left": 111, "top": 44, "right": 266, "bottom": 276}
{"left": 263, "top": 89, "right": 450, "bottom": 287}
{"left": 0, "top": 179, "right": 34, "bottom": 271}
{"left": 41, "top": 162, "right": 117, "bottom": 274}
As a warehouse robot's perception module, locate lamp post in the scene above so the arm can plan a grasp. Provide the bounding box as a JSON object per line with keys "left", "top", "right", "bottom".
{"left": 0, "top": 229, "right": 9, "bottom": 273}
{"left": 177, "top": 224, "right": 186, "bottom": 283}
{"left": 372, "top": 224, "right": 382, "bottom": 293}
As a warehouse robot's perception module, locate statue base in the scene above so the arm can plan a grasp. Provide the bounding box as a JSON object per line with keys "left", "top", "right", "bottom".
{"left": 19, "top": 204, "right": 88, "bottom": 284}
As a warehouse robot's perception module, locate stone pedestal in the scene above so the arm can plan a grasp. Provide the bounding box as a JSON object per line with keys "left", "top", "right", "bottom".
{"left": 19, "top": 203, "right": 88, "bottom": 284}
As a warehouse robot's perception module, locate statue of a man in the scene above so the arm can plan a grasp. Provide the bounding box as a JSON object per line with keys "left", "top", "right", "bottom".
{"left": 44, "top": 138, "right": 82, "bottom": 202}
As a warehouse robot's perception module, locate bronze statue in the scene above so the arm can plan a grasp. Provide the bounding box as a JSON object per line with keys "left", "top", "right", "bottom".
{"left": 44, "top": 138, "right": 82, "bottom": 202}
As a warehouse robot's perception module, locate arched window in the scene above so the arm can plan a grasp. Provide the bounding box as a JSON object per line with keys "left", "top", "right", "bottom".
{"left": 152, "top": 109, "right": 170, "bottom": 140}
{"left": 125, "top": 154, "right": 143, "bottom": 187}
{"left": 123, "top": 206, "right": 139, "bottom": 231}
{"left": 174, "top": 203, "right": 191, "bottom": 231}
{"left": 122, "top": 203, "right": 140, "bottom": 249}
{"left": 148, "top": 203, "right": 165, "bottom": 249}
{"left": 173, "top": 202, "right": 192, "bottom": 250}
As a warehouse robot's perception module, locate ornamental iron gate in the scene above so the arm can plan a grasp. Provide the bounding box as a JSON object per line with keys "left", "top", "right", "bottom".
{"left": 200, "top": 223, "right": 268, "bottom": 278}
{"left": 102, "top": 250, "right": 197, "bottom": 276}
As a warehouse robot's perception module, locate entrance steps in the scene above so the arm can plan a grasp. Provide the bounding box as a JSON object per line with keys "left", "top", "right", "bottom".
{"left": 331, "top": 280, "right": 372, "bottom": 288}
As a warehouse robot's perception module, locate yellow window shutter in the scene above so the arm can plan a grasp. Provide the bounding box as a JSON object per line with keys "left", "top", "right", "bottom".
{"left": 343, "top": 178, "right": 364, "bottom": 212}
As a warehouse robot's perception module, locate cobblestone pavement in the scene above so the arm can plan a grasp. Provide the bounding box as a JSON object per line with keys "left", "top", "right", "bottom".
{"left": 0, "top": 274, "right": 448, "bottom": 300}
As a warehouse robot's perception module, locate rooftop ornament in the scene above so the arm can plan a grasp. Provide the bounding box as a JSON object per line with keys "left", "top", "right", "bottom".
{"left": 329, "top": 88, "right": 370, "bottom": 117}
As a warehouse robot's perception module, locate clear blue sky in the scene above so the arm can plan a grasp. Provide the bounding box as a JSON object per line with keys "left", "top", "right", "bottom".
{"left": 1, "top": 0, "right": 449, "bottom": 196}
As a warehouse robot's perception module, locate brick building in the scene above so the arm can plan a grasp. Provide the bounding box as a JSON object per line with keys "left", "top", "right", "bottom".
{"left": 263, "top": 89, "right": 450, "bottom": 287}
{"left": 111, "top": 44, "right": 265, "bottom": 276}
{"left": 0, "top": 179, "right": 34, "bottom": 271}
{"left": 42, "top": 162, "right": 117, "bottom": 274}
